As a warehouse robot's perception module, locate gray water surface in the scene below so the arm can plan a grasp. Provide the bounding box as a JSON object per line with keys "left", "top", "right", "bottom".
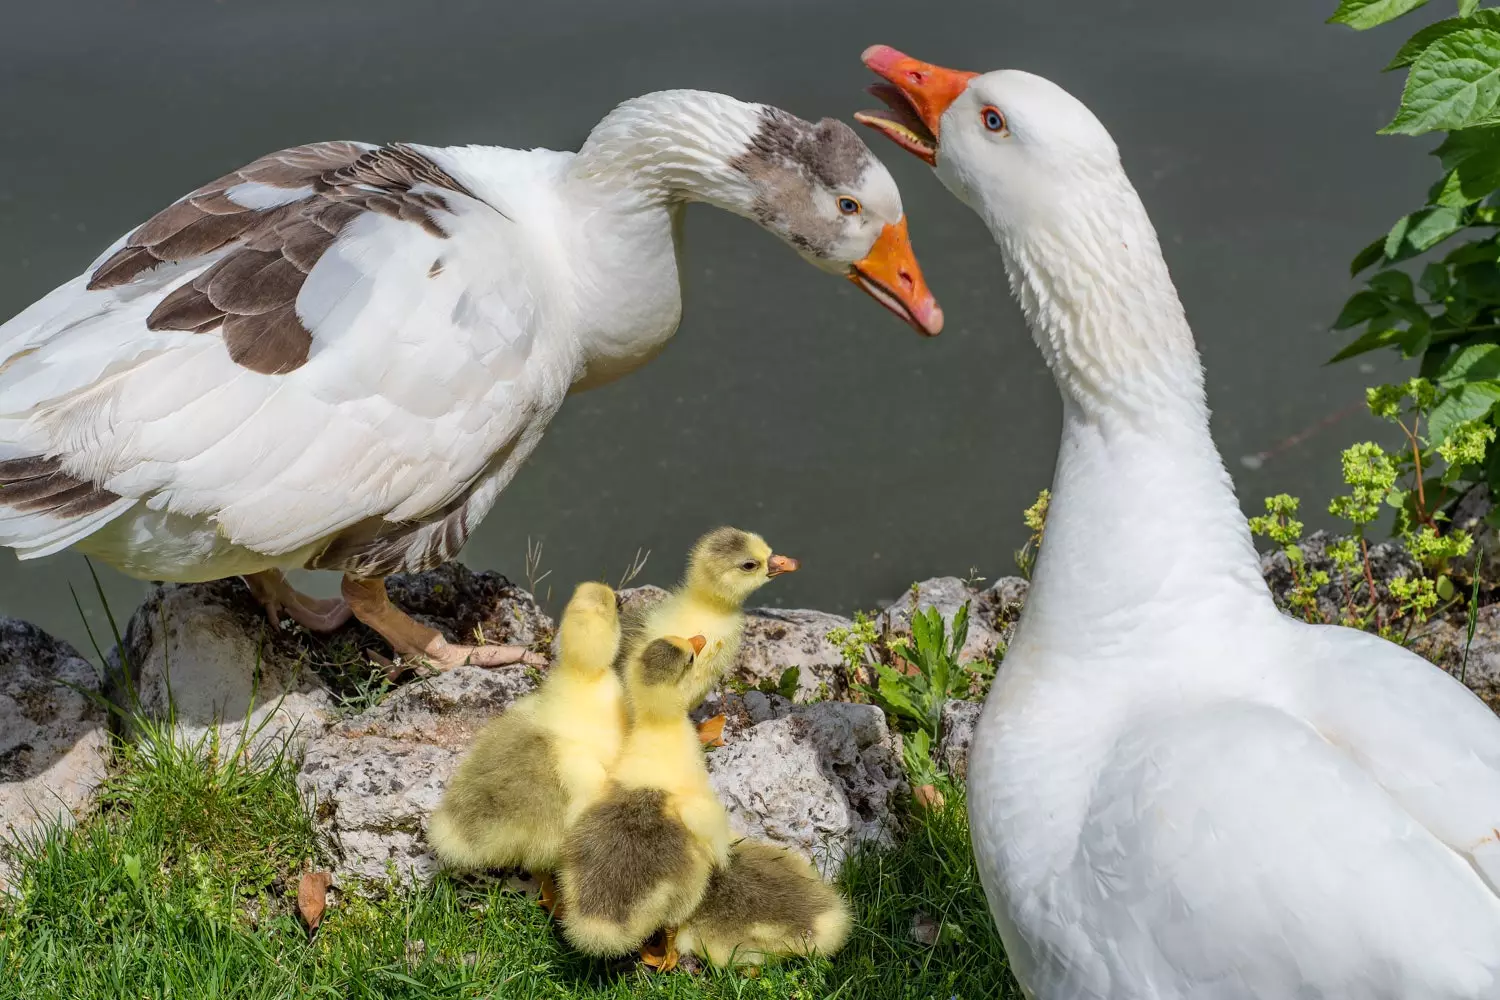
{"left": 1, "top": 0, "right": 1429, "bottom": 652}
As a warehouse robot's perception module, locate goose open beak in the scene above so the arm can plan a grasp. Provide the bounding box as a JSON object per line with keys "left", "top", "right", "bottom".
{"left": 854, "top": 44, "right": 977, "bottom": 166}
{"left": 848, "top": 217, "right": 943, "bottom": 336}
{"left": 688, "top": 634, "right": 707, "bottom": 656}
{"left": 766, "top": 554, "right": 800, "bottom": 578}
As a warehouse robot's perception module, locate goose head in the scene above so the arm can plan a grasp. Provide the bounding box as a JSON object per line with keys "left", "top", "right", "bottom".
{"left": 578, "top": 90, "right": 943, "bottom": 335}
{"left": 855, "top": 47, "right": 1204, "bottom": 420}
{"left": 855, "top": 47, "right": 1122, "bottom": 235}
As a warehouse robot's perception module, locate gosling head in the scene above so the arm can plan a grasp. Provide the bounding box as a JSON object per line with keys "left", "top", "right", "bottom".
{"left": 684, "top": 527, "right": 799, "bottom": 610}
{"left": 556, "top": 581, "right": 621, "bottom": 673}
{"left": 628, "top": 634, "right": 707, "bottom": 715}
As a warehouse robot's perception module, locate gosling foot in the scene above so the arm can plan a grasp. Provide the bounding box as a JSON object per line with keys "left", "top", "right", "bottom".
{"left": 640, "top": 927, "right": 679, "bottom": 972}
{"left": 696, "top": 714, "right": 727, "bottom": 748}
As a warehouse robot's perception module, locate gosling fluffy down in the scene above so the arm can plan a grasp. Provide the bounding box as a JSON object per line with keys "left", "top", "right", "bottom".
{"left": 559, "top": 635, "right": 731, "bottom": 955}
{"left": 427, "top": 582, "right": 623, "bottom": 872}
{"left": 677, "top": 840, "right": 852, "bottom": 967}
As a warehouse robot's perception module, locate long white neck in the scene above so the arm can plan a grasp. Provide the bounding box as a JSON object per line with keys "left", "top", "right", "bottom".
{"left": 982, "top": 175, "right": 1271, "bottom": 645}
{"left": 569, "top": 90, "right": 763, "bottom": 215}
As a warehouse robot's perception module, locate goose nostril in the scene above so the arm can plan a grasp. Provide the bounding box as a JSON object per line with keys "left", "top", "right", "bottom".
{"left": 900, "top": 270, "right": 914, "bottom": 290}
{"left": 908, "top": 71, "right": 925, "bottom": 83}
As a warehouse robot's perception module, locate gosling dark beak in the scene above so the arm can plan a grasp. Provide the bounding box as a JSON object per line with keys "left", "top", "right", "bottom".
{"left": 766, "top": 554, "right": 800, "bottom": 578}
{"left": 688, "top": 634, "right": 707, "bottom": 656}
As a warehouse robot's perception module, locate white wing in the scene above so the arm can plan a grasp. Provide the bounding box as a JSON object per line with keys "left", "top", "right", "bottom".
{"left": 0, "top": 141, "right": 578, "bottom": 571}
{"left": 1300, "top": 623, "right": 1500, "bottom": 894}
{"left": 1062, "top": 699, "right": 1500, "bottom": 999}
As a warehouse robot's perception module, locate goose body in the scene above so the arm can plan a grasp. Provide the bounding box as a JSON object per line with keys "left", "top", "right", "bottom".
{"left": 0, "top": 89, "right": 939, "bottom": 667}
{"left": 859, "top": 48, "right": 1500, "bottom": 998}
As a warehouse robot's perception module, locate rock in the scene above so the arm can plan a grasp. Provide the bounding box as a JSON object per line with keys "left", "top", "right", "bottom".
{"left": 938, "top": 699, "right": 983, "bottom": 781}
{"left": 106, "top": 565, "right": 552, "bottom": 761}
{"left": 616, "top": 586, "right": 854, "bottom": 701}
{"left": 109, "top": 579, "right": 334, "bottom": 758}
{"left": 0, "top": 619, "right": 110, "bottom": 884}
{"left": 1409, "top": 606, "right": 1500, "bottom": 710}
{"left": 883, "top": 576, "right": 1026, "bottom": 666}
{"left": 704, "top": 697, "right": 906, "bottom": 877}
{"left": 735, "top": 608, "right": 855, "bottom": 701}
{"left": 296, "top": 664, "right": 538, "bottom": 886}
{"left": 384, "top": 564, "right": 552, "bottom": 652}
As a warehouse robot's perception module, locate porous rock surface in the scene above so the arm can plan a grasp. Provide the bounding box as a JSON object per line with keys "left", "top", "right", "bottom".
{"left": 0, "top": 619, "right": 110, "bottom": 888}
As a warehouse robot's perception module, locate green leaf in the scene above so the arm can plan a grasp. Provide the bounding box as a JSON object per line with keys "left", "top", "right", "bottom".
{"left": 1329, "top": 325, "right": 1409, "bottom": 362}
{"left": 775, "top": 665, "right": 800, "bottom": 701}
{"left": 1409, "top": 204, "right": 1469, "bottom": 249}
{"left": 1430, "top": 380, "right": 1500, "bottom": 441}
{"left": 1350, "top": 236, "right": 1389, "bottom": 276}
{"left": 949, "top": 602, "right": 970, "bottom": 662}
{"left": 1385, "top": 215, "right": 1414, "bottom": 258}
{"left": 1421, "top": 261, "right": 1454, "bottom": 298}
{"left": 1334, "top": 290, "right": 1389, "bottom": 330}
{"left": 1462, "top": 0, "right": 1482, "bottom": 16}
{"left": 1437, "top": 341, "right": 1500, "bottom": 383}
{"left": 1385, "top": 27, "right": 1500, "bottom": 135}
{"left": 1388, "top": 9, "right": 1500, "bottom": 69}
{"left": 122, "top": 853, "right": 143, "bottom": 891}
{"left": 1370, "top": 269, "right": 1418, "bottom": 301}
{"left": 1331, "top": 0, "right": 1430, "bottom": 30}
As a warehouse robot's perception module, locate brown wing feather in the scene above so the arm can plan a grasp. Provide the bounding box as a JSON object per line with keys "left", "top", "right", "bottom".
{"left": 87, "top": 141, "right": 476, "bottom": 376}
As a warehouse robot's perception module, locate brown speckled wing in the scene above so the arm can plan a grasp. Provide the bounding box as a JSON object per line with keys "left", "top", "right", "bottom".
{"left": 88, "top": 142, "right": 475, "bottom": 376}
{"left": 0, "top": 456, "right": 119, "bottom": 519}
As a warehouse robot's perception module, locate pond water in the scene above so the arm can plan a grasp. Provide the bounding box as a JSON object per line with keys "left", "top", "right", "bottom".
{"left": 0, "top": 0, "right": 1430, "bottom": 651}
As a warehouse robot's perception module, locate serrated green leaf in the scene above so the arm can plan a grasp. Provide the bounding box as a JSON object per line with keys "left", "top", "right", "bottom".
{"left": 1437, "top": 341, "right": 1500, "bottom": 383}
{"left": 1385, "top": 214, "right": 1414, "bottom": 257}
{"left": 1421, "top": 261, "right": 1454, "bottom": 298}
{"left": 1462, "top": 0, "right": 1482, "bottom": 16}
{"left": 1385, "top": 27, "right": 1500, "bottom": 135}
{"left": 1331, "top": 0, "right": 1430, "bottom": 30}
{"left": 1329, "top": 325, "right": 1408, "bottom": 363}
{"left": 1444, "top": 238, "right": 1500, "bottom": 265}
{"left": 1389, "top": 9, "right": 1500, "bottom": 69}
{"left": 1430, "top": 380, "right": 1500, "bottom": 441}
{"left": 1409, "top": 204, "right": 1469, "bottom": 249}
{"left": 1371, "top": 269, "right": 1418, "bottom": 301}
{"left": 1335, "top": 291, "right": 1389, "bottom": 331}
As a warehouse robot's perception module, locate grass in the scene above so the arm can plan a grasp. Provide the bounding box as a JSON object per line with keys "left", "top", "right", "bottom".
{"left": 0, "top": 724, "right": 1018, "bottom": 1000}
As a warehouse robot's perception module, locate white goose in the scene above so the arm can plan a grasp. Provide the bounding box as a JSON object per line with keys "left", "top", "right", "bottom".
{"left": 0, "top": 90, "right": 940, "bottom": 670}
{"left": 858, "top": 46, "right": 1500, "bottom": 998}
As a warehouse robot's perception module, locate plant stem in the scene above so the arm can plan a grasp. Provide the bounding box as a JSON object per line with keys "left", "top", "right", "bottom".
{"left": 1361, "top": 535, "right": 1383, "bottom": 631}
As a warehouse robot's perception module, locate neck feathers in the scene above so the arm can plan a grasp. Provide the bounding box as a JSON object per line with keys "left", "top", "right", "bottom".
{"left": 994, "top": 176, "right": 1206, "bottom": 428}
{"left": 572, "top": 90, "right": 760, "bottom": 213}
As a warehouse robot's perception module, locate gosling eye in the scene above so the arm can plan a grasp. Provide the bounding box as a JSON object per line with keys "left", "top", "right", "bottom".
{"left": 740, "top": 560, "right": 759, "bottom": 572}
{"left": 836, "top": 196, "right": 861, "bottom": 216}
{"left": 981, "top": 106, "right": 1008, "bottom": 134}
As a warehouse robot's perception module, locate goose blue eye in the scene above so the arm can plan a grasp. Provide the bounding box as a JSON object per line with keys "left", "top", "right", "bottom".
{"left": 982, "top": 107, "right": 1007, "bottom": 133}
{"left": 837, "top": 197, "right": 861, "bottom": 215}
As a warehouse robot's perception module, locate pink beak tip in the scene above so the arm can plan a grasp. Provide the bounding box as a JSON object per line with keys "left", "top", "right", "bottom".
{"left": 862, "top": 44, "right": 905, "bottom": 70}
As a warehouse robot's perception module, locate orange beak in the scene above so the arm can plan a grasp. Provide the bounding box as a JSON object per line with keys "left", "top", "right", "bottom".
{"left": 854, "top": 44, "right": 977, "bottom": 167}
{"left": 848, "top": 217, "right": 943, "bottom": 336}
{"left": 766, "top": 554, "right": 800, "bottom": 578}
{"left": 687, "top": 634, "right": 707, "bottom": 656}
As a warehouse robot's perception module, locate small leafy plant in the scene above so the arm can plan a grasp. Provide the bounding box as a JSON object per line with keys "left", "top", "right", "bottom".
{"left": 857, "top": 601, "right": 973, "bottom": 740}
{"left": 1252, "top": 377, "right": 1477, "bottom": 638}
{"left": 1014, "top": 489, "right": 1050, "bottom": 580}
